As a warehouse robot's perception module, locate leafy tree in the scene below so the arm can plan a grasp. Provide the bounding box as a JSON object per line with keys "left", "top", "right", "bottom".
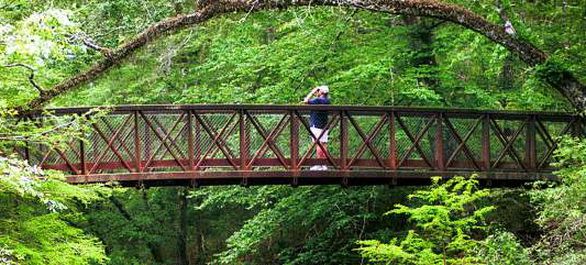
{"left": 0, "top": 156, "right": 107, "bottom": 265}
{"left": 2, "top": 1, "right": 586, "bottom": 264}
{"left": 529, "top": 137, "right": 586, "bottom": 264}
{"left": 356, "top": 176, "right": 494, "bottom": 265}
{"left": 476, "top": 230, "right": 532, "bottom": 265}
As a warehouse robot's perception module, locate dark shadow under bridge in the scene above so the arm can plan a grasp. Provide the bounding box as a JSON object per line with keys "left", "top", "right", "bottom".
{"left": 15, "top": 105, "right": 584, "bottom": 187}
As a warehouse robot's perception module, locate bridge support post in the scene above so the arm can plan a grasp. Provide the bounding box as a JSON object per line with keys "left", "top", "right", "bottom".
{"left": 76, "top": 111, "right": 87, "bottom": 176}
{"left": 194, "top": 113, "right": 201, "bottom": 170}
{"left": 290, "top": 111, "right": 299, "bottom": 187}
{"left": 573, "top": 117, "right": 583, "bottom": 137}
{"left": 290, "top": 110, "right": 299, "bottom": 171}
{"left": 239, "top": 110, "right": 249, "bottom": 170}
{"left": 340, "top": 110, "right": 348, "bottom": 170}
{"left": 187, "top": 110, "right": 194, "bottom": 171}
{"left": 435, "top": 113, "right": 444, "bottom": 171}
{"left": 389, "top": 111, "right": 397, "bottom": 170}
{"left": 525, "top": 115, "right": 536, "bottom": 171}
{"left": 79, "top": 128, "right": 86, "bottom": 175}
{"left": 134, "top": 111, "right": 141, "bottom": 172}
{"left": 482, "top": 114, "right": 491, "bottom": 170}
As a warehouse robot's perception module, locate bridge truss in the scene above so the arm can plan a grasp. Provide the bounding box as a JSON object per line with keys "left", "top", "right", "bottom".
{"left": 12, "top": 105, "right": 583, "bottom": 187}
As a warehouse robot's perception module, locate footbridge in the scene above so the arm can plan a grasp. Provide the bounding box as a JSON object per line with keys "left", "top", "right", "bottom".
{"left": 15, "top": 105, "right": 583, "bottom": 187}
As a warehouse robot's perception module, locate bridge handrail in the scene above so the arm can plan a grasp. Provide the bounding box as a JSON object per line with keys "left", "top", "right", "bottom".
{"left": 13, "top": 104, "right": 584, "bottom": 186}
{"left": 35, "top": 104, "right": 578, "bottom": 120}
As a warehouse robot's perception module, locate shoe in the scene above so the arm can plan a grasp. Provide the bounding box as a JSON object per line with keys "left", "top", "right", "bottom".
{"left": 310, "top": 165, "right": 322, "bottom": 171}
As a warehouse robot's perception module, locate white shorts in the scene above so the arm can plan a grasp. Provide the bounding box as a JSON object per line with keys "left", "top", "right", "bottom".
{"left": 310, "top": 127, "right": 329, "bottom": 143}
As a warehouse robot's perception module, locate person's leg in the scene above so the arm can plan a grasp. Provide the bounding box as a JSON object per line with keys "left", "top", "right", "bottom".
{"left": 317, "top": 129, "right": 328, "bottom": 170}
{"left": 317, "top": 143, "right": 327, "bottom": 159}
{"left": 310, "top": 127, "right": 322, "bottom": 170}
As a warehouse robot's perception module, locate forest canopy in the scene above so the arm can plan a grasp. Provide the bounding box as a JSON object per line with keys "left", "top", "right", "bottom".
{"left": 2, "top": 0, "right": 586, "bottom": 264}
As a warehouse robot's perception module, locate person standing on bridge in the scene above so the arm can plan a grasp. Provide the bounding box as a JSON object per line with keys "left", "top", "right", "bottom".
{"left": 303, "top": 85, "right": 330, "bottom": 171}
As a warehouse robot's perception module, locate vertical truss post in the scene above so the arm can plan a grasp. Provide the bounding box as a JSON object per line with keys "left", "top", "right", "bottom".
{"left": 239, "top": 109, "right": 247, "bottom": 170}
{"left": 435, "top": 112, "right": 444, "bottom": 171}
{"left": 525, "top": 115, "right": 536, "bottom": 171}
{"left": 80, "top": 138, "right": 86, "bottom": 175}
{"left": 340, "top": 110, "right": 348, "bottom": 170}
{"left": 134, "top": 111, "right": 141, "bottom": 172}
{"left": 389, "top": 111, "right": 397, "bottom": 170}
{"left": 573, "top": 117, "right": 584, "bottom": 137}
{"left": 194, "top": 111, "right": 201, "bottom": 170}
{"left": 24, "top": 115, "right": 31, "bottom": 163}
{"left": 79, "top": 112, "right": 86, "bottom": 175}
{"left": 482, "top": 114, "right": 491, "bottom": 170}
{"left": 143, "top": 113, "right": 151, "bottom": 171}
{"left": 187, "top": 110, "right": 194, "bottom": 171}
{"left": 290, "top": 110, "right": 299, "bottom": 171}
{"left": 38, "top": 114, "right": 46, "bottom": 168}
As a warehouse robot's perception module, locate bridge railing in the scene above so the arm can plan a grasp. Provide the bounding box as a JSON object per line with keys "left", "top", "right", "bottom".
{"left": 11, "top": 105, "right": 583, "bottom": 179}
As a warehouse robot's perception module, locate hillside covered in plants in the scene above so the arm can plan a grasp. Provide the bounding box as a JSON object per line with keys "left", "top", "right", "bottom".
{"left": 1, "top": 0, "right": 586, "bottom": 264}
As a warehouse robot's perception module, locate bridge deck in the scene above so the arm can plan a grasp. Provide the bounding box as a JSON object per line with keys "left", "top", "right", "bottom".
{"left": 14, "top": 104, "right": 582, "bottom": 187}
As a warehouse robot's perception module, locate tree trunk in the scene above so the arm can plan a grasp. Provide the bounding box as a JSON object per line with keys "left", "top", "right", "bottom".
{"left": 17, "top": 0, "right": 586, "bottom": 111}
{"left": 177, "top": 188, "right": 189, "bottom": 265}
{"left": 108, "top": 194, "right": 165, "bottom": 263}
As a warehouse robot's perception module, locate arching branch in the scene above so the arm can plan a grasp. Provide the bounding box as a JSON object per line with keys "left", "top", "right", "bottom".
{"left": 19, "top": 0, "right": 586, "bottom": 111}
{"left": 67, "top": 33, "right": 114, "bottom": 58}
{"left": 4, "top": 63, "right": 45, "bottom": 95}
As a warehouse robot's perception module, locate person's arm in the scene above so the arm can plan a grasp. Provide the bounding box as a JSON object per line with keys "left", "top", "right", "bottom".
{"left": 303, "top": 87, "right": 318, "bottom": 103}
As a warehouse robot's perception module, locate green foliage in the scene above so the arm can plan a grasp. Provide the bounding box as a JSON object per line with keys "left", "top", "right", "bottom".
{"left": 0, "top": 156, "right": 107, "bottom": 265}
{"left": 356, "top": 176, "right": 494, "bottom": 265}
{"left": 0, "top": 107, "right": 109, "bottom": 153}
{"left": 2, "top": 0, "right": 586, "bottom": 264}
{"left": 529, "top": 137, "right": 586, "bottom": 264}
{"left": 204, "top": 185, "right": 408, "bottom": 265}
{"left": 475, "top": 230, "right": 532, "bottom": 265}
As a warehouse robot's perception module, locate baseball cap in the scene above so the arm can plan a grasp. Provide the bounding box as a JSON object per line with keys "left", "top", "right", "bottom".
{"left": 317, "top": 85, "right": 329, "bottom": 94}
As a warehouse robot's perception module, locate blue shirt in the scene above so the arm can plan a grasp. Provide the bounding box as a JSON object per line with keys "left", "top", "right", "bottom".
{"left": 308, "top": 96, "right": 330, "bottom": 129}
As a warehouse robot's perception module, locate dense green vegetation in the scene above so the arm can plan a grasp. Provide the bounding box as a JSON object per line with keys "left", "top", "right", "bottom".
{"left": 2, "top": 0, "right": 586, "bottom": 264}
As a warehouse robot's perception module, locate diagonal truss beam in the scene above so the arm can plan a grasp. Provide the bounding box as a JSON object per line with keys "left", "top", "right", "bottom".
{"left": 193, "top": 112, "right": 239, "bottom": 170}
{"left": 490, "top": 118, "right": 527, "bottom": 170}
{"left": 346, "top": 112, "right": 387, "bottom": 168}
{"left": 89, "top": 114, "right": 134, "bottom": 173}
{"left": 396, "top": 114, "right": 435, "bottom": 168}
{"left": 246, "top": 112, "right": 290, "bottom": 169}
{"left": 443, "top": 116, "right": 483, "bottom": 169}
{"left": 140, "top": 111, "right": 188, "bottom": 171}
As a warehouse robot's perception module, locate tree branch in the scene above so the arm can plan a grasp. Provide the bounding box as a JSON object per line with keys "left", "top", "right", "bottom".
{"left": 3, "top": 63, "right": 45, "bottom": 95}
{"left": 68, "top": 33, "right": 114, "bottom": 58}
{"left": 17, "top": 0, "right": 586, "bottom": 111}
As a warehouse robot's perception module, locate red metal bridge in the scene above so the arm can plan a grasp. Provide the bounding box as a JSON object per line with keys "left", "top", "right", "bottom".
{"left": 15, "top": 105, "right": 583, "bottom": 187}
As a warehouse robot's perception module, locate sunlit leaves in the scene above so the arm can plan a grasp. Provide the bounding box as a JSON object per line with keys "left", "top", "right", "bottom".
{"left": 0, "top": 156, "right": 107, "bottom": 265}
{"left": 356, "top": 176, "right": 494, "bottom": 265}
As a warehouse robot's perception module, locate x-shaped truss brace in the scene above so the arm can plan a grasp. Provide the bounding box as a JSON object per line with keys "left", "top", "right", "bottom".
{"left": 443, "top": 116, "right": 483, "bottom": 170}
{"left": 246, "top": 112, "right": 290, "bottom": 169}
{"left": 140, "top": 112, "right": 188, "bottom": 171}
{"left": 535, "top": 118, "right": 576, "bottom": 168}
{"left": 396, "top": 114, "right": 435, "bottom": 168}
{"left": 193, "top": 112, "right": 239, "bottom": 170}
{"left": 88, "top": 114, "right": 134, "bottom": 173}
{"left": 346, "top": 111, "right": 388, "bottom": 169}
{"left": 490, "top": 118, "right": 527, "bottom": 170}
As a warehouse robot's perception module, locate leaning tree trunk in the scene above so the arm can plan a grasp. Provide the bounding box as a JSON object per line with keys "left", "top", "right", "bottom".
{"left": 16, "top": 0, "right": 586, "bottom": 111}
